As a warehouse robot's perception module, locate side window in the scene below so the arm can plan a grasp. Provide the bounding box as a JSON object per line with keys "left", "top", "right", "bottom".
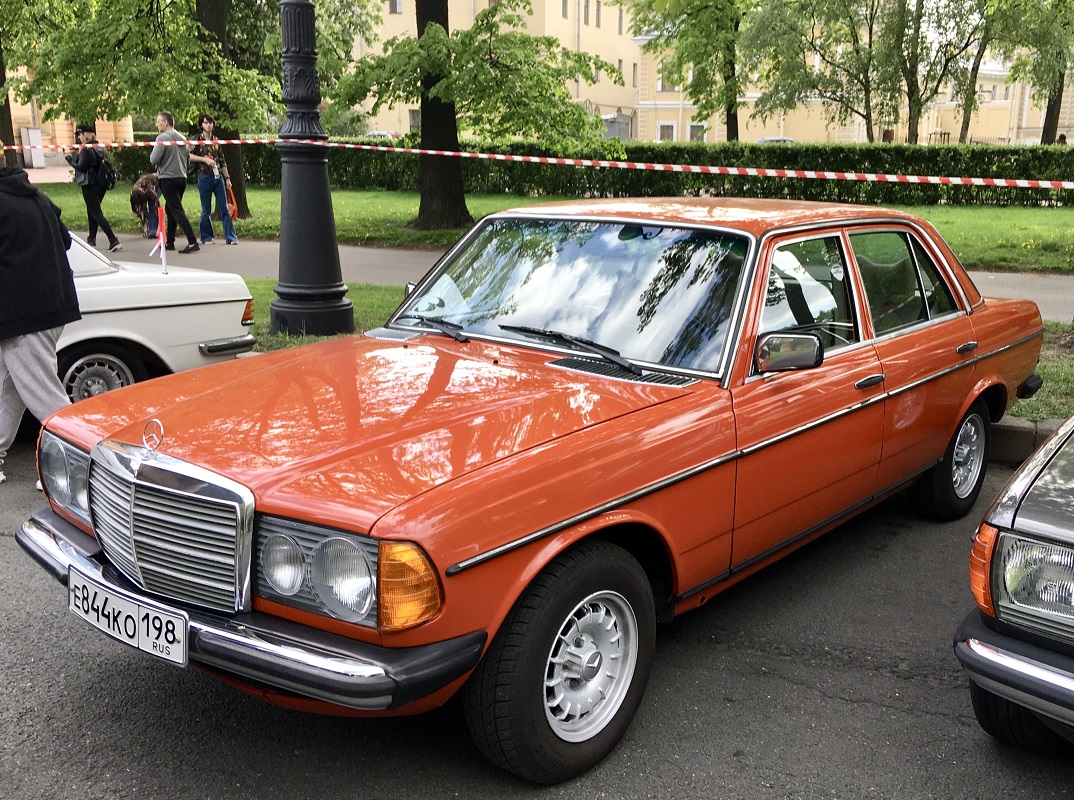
{"left": 851, "top": 230, "right": 958, "bottom": 334}
{"left": 909, "top": 238, "right": 957, "bottom": 318}
{"left": 760, "top": 235, "right": 859, "bottom": 351}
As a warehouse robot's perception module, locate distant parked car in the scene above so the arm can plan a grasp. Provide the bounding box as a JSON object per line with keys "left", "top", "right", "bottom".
{"left": 954, "top": 414, "right": 1074, "bottom": 754}
{"left": 61, "top": 235, "right": 255, "bottom": 400}
{"left": 20, "top": 199, "right": 1043, "bottom": 783}
{"left": 756, "top": 136, "right": 796, "bottom": 143}
{"left": 364, "top": 131, "right": 399, "bottom": 140}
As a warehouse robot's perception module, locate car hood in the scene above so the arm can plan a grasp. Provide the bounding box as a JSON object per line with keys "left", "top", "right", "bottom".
{"left": 76, "top": 261, "right": 251, "bottom": 311}
{"left": 1012, "top": 422, "right": 1074, "bottom": 544}
{"left": 49, "top": 335, "right": 693, "bottom": 531}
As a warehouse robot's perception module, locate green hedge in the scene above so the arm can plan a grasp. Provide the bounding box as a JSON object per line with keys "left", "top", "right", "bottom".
{"left": 116, "top": 136, "right": 1074, "bottom": 206}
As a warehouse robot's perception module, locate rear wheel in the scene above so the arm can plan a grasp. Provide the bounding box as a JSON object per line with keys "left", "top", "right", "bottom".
{"left": 969, "top": 681, "right": 1066, "bottom": 755}
{"left": 911, "top": 400, "right": 989, "bottom": 521}
{"left": 59, "top": 342, "right": 148, "bottom": 402}
{"left": 463, "top": 540, "right": 656, "bottom": 784}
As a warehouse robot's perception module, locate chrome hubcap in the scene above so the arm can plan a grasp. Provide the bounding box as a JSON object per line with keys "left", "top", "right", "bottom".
{"left": 952, "top": 413, "right": 986, "bottom": 499}
{"left": 63, "top": 356, "right": 135, "bottom": 400}
{"left": 544, "top": 590, "right": 638, "bottom": 742}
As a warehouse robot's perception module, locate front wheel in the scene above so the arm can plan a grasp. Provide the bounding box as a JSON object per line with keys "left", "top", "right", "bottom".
{"left": 58, "top": 342, "right": 148, "bottom": 402}
{"left": 463, "top": 540, "right": 656, "bottom": 784}
{"left": 911, "top": 400, "right": 990, "bottom": 521}
{"left": 969, "top": 681, "right": 1066, "bottom": 755}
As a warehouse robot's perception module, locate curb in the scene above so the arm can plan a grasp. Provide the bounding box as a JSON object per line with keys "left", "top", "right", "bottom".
{"left": 991, "top": 417, "right": 1065, "bottom": 465}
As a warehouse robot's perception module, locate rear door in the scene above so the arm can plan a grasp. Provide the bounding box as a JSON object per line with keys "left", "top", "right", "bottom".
{"left": 848, "top": 227, "right": 977, "bottom": 490}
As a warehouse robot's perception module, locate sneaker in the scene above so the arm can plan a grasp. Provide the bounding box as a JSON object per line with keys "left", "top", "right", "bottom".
{"left": 179, "top": 243, "right": 200, "bottom": 254}
{"left": 86, "top": 239, "right": 97, "bottom": 248}
{"left": 202, "top": 239, "right": 215, "bottom": 245}
{"left": 109, "top": 241, "right": 123, "bottom": 252}
{"left": 226, "top": 240, "right": 239, "bottom": 245}
{"left": 165, "top": 243, "right": 175, "bottom": 251}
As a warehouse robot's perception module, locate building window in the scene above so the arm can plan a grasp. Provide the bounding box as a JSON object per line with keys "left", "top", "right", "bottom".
{"left": 1004, "top": 85, "right": 1011, "bottom": 101}
{"left": 619, "top": 6, "right": 624, "bottom": 34}
{"left": 409, "top": 109, "right": 421, "bottom": 133}
{"left": 632, "top": 63, "right": 638, "bottom": 88}
{"left": 389, "top": 0, "right": 402, "bottom": 12}
{"left": 562, "top": 0, "right": 568, "bottom": 17}
{"left": 690, "top": 124, "right": 706, "bottom": 142}
{"left": 658, "top": 123, "right": 675, "bottom": 142}
{"left": 658, "top": 73, "right": 677, "bottom": 92}
{"left": 596, "top": 0, "right": 601, "bottom": 27}
{"left": 584, "top": 0, "right": 589, "bottom": 24}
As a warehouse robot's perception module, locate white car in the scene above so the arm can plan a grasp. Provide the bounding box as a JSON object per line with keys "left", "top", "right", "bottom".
{"left": 60, "top": 235, "right": 256, "bottom": 400}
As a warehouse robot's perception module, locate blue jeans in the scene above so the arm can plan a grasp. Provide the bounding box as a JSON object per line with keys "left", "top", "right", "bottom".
{"left": 197, "top": 173, "right": 237, "bottom": 243}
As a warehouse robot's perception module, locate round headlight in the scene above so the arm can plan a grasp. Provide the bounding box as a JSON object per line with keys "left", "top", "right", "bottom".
{"left": 261, "top": 534, "right": 305, "bottom": 596}
{"left": 39, "top": 434, "right": 72, "bottom": 506}
{"left": 311, "top": 537, "right": 374, "bottom": 621}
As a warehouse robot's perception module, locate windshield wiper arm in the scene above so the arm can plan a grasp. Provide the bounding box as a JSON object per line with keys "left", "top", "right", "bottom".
{"left": 397, "top": 314, "right": 469, "bottom": 342}
{"left": 499, "top": 324, "right": 642, "bottom": 375}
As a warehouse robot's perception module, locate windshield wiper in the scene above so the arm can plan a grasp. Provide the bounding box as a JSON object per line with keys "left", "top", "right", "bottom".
{"left": 397, "top": 314, "right": 469, "bottom": 342}
{"left": 499, "top": 324, "right": 642, "bottom": 376}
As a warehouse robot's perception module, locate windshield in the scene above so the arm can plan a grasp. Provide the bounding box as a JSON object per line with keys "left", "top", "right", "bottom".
{"left": 396, "top": 218, "right": 750, "bottom": 375}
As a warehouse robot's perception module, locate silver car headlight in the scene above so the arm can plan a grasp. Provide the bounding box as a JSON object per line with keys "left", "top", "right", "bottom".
{"left": 995, "top": 533, "right": 1074, "bottom": 638}
{"left": 38, "top": 431, "right": 91, "bottom": 524}
{"left": 256, "top": 517, "right": 379, "bottom": 626}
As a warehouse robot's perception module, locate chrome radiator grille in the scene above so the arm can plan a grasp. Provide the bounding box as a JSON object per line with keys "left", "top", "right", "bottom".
{"left": 88, "top": 440, "right": 255, "bottom": 613}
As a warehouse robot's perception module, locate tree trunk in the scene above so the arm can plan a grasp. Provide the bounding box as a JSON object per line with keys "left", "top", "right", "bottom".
{"left": 413, "top": 0, "right": 472, "bottom": 230}
{"left": 1042, "top": 72, "right": 1065, "bottom": 145}
{"left": 959, "top": 29, "right": 991, "bottom": 144}
{"left": 0, "top": 36, "right": 18, "bottom": 168}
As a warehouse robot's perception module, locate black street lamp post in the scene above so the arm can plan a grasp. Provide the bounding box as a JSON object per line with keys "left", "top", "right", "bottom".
{"left": 270, "top": 0, "right": 353, "bottom": 335}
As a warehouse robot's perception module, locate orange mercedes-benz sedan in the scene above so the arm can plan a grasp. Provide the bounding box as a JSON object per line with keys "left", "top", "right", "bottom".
{"left": 19, "top": 198, "right": 1044, "bottom": 783}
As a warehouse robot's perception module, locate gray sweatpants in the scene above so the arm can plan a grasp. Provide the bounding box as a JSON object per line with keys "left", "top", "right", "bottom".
{"left": 0, "top": 327, "right": 71, "bottom": 467}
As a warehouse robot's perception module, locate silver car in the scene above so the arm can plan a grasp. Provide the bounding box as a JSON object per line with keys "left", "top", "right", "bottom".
{"left": 955, "top": 414, "right": 1074, "bottom": 754}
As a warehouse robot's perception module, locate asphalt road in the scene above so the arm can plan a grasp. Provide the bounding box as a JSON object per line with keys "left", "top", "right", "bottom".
{"left": 2, "top": 438, "right": 1072, "bottom": 799}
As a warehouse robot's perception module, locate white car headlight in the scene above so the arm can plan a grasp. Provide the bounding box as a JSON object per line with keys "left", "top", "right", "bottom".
{"left": 39, "top": 431, "right": 91, "bottom": 523}
{"left": 997, "top": 534, "right": 1074, "bottom": 624}
{"left": 260, "top": 533, "right": 305, "bottom": 596}
{"left": 311, "top": 537, "right": 375, "bottom": 622}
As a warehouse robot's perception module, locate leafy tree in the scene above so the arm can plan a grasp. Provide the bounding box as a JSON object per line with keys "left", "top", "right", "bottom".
{"left": 629, "top": 0, "right": 746, "bottom": 141}
{"left": 339, "top": 0, "right": 619, "bottom": 229}
{"left": 744, "top": 0, "right": 899, "bottom": 142}
{"left": 1001, "top": 0, "right": 1074, "bottom": 144}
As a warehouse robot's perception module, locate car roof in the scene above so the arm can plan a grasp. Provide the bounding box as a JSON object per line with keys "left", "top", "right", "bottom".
{"left": 506, "top": 197, "right": 916, "bottom": 238}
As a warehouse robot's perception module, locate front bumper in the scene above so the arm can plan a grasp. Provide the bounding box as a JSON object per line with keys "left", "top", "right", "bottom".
{"left": 954, "top": 609, "right": 1074, "bottom": 729}
{"left": 17, "top": 507, "right": 486, "bottom": 711}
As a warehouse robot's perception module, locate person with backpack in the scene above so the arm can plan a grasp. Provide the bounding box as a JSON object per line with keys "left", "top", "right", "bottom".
{"left": 64, "top": 123, "right": 122, "bottom": 252}
{"left": 190, "top": 113, "right": 238, "bottom": 245}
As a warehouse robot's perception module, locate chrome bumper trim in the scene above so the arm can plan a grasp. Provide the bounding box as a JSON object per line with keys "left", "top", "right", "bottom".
{"left": 18, "top": 509, "right": 485, "bottom": 711}
{"left": 199, "top": 334, "right": 257, "bottom": 356}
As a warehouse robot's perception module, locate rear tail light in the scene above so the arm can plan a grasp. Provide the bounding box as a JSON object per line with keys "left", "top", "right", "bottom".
{"left": 241, "top": 299, "right": 255, "bottom": 326}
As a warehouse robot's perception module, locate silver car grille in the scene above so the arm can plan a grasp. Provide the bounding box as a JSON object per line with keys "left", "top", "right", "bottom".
{"left": 88, "top": 440, "right": 256, "bottom": 613}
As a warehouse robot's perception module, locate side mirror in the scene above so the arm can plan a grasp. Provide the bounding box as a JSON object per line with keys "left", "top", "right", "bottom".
{"left": 405, "top": 281, "right": 417, "bottom": 297}
{"left": 755, "top": 332, "right": 824, "bottom": 374}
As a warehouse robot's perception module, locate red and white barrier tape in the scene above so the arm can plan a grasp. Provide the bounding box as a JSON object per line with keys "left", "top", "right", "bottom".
{"left": 8, "top": 136, "right": 1074, "bottom": 191}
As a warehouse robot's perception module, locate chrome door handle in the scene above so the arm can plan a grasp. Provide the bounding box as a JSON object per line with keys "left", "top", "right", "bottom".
{"left": 956, "top": 341, "right": 979, "bottom": 355}
{"left": 855, "top": 374, "right": 885, "bottom": 390}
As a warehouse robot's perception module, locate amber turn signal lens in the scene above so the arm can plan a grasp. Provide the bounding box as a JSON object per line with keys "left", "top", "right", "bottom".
{"left": 241, "top": 299, "right": 255, "bottom": 325}
{"left": 378, "top": 541, "right": 442, "bottom": 632}
{"left": 969, "top": 523, "right": 999, "bottom": 617}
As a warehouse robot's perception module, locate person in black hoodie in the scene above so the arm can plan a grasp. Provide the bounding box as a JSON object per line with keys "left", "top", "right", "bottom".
{"left": 0, "top": 166, "right": 80, "bottom": 484}
{"left": 64, "top": 123, "right": 122, "bottom": 252}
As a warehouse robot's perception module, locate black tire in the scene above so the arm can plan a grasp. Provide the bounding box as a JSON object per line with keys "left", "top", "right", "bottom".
{"left": 911, "top": 400, "right": 990, "bottom": 521}
{"left": 58, "top": 342, "right": 148, "bottom": 402}
{"left": 968, "top": 681, "right": 1066, "bottom": 755}
{"left": 463, "top": 539, "right": 656, "bottom": 784}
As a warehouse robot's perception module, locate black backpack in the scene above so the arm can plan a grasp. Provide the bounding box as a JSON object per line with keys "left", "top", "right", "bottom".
{"left": 95, "top": 150, "right": 117, "bottom": 191}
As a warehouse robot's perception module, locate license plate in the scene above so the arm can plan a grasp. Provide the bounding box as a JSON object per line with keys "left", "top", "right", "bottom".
{"left": 68, "top": 568, "right": 189, "bottom": 666}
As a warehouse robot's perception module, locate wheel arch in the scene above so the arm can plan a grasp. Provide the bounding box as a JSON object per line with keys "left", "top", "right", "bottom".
{"left": 584, "top": 522, "right": 676, "bottom": 623}
{"left": 58, "top": 336, "right": 171, "bottom": 380}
